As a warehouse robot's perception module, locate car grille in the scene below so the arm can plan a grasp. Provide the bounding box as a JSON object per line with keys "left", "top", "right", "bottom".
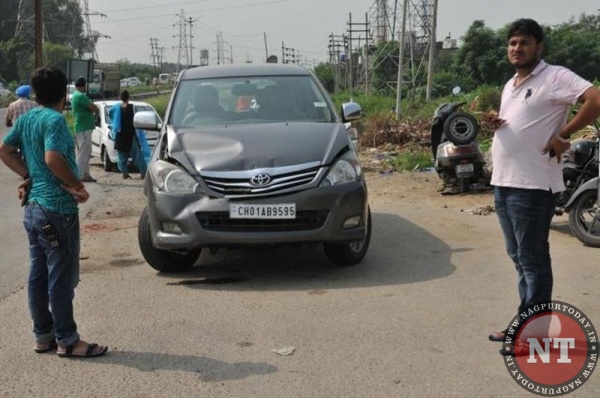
{"left": 196, "top": 210, "right": 329, "bottom": 232}
{"left": 202, "top": 163, "right": 321, "bottom": 197}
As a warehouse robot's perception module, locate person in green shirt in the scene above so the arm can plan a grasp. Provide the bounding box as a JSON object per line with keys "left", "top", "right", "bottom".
{"left": 71, "top": 77, "right": 99, "bottom": 182}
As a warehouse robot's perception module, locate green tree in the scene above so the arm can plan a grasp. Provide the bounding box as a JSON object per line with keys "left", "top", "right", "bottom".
{"left": 0, "top": 0, "right": 85, "bottom": 82}
{"left": 313, "top": 62, "right": 335, "bottom": 92}
{"left": 544, "top": 13, "right": 600, "bottom": 81}
{"left": 451, "top": 20, "right": 511, "bottom": 87}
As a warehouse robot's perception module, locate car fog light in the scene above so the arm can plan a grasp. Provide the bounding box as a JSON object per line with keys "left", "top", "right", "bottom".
{"left": 162, "top": 223, "right": 182, "bottom": 234}
{"left": 343, "top": 215, "right": 361, "bottom": 229}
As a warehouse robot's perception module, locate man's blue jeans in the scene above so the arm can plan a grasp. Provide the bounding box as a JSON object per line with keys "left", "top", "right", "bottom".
{"left": 23, "top": 203, "right": 80, "bottom": 347}
{"left": 494, "top": 187, "right": 556, "bottom": 314}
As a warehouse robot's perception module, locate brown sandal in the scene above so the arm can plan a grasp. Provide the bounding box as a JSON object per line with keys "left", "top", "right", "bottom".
{"left": 34, "top": 340, "right": 57, "bottom": 354}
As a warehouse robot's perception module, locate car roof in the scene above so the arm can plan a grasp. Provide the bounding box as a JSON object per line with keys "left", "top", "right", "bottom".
{"left": 94, "top": 100, "right": 153, "bottom": 107}
{"left": 180, "top": 63, "right": 312, "bottom": 80}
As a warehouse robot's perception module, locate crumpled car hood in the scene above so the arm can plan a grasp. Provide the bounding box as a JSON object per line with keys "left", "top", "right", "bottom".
{"left": 165, "top": 122, "right": 350, "bottom": 173}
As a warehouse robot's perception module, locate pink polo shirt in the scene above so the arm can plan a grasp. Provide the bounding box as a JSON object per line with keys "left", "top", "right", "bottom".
{"left": 491, "top": 60, "right": 593, "bottom": 192}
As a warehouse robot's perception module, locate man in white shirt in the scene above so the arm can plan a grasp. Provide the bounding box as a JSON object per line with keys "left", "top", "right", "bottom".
{"left": 487, "top": 19, "right": 600, "bottom": 355}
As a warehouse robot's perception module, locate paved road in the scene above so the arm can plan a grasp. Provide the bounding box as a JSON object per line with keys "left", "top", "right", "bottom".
{"left": 0, "top": 123, "right": 598, "bottom": 397}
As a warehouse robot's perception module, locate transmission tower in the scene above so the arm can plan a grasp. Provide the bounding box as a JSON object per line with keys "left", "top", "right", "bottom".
{"left": 394, "top": 0, "right": 438, "bottom": 116}
{"left": 186, "top": 17, "right": 197, "bottom": 66}
{"left": 215, "top": 32, "right": 225, "bottom": 65}
{"left": 81, "top": 0, "right": 108, "bottom": 61}
{"left": 174, "top": 10, "right": 190, "bottom": 73}
{"left": 150, "top": 38, "right": 160, "bottom": 73}
{"left": 370, "top": 0, "right": 390, "bottom": 43}
{"left": 14, "top": 0, "right": 36, "bottom": 41}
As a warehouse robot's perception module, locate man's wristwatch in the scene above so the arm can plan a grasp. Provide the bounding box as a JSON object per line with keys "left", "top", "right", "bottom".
{"left": 555, "top": 134, "right": 570, "bottom": 143}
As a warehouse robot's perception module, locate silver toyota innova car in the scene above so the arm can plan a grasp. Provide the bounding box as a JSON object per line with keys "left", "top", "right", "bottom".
{"left": 134, "top": 63, "right": 371, "bottom": 272}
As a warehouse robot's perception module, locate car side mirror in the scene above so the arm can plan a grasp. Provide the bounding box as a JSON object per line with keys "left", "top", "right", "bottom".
{"left": 134, "top": 111, "right": 161, "bottom": 131}
{"left": 341, "top": 102, "right": 362, "bottom": 123}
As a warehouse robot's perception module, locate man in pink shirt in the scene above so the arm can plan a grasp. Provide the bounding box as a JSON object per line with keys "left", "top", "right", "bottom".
{"left": 487, "top": 19, "right": 600, "bottom": 355}
{"left": 5, "top": 85, "right": 38, "bottom": 127}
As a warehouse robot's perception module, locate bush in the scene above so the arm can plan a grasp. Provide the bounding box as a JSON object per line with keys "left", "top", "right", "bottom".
{"left": 359, "top": 113, "right": 431, "bottom": 149}
{"left": 145, "top": 94, "right": 170, "bottom": 119}
{"left": 386, "top": 150, "right": 433, "bottom": 171}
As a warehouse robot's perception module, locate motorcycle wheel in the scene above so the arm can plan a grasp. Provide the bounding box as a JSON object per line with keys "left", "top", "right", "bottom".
{"left": 568, "top": 190, "right": 600, "bottom": 247}
{"left": 443, "top": 112, "right": 479, "bottom": 145}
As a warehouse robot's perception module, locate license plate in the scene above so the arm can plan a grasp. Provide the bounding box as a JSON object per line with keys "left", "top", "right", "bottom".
{"left": 456, "top": 163, "right": 474, "bottom": 173}
{"left": 230, "top": 203, "right": 296, "bottom": 219}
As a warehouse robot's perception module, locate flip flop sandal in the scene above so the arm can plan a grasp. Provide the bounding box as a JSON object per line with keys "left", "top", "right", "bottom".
{"left": 57, "top": 342, "right": 108, "bottom": 358}
{"left": 488, "top": 329, "right": 508, "bottom": 342}
{"left": 34, "top": 340, "right": 58, "bottom": 354}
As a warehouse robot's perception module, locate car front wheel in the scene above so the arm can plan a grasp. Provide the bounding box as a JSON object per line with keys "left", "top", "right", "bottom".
{"left": 138, "top": 207, "right": 201, "bottom": 273}
{"left": 323, "top": 208, "right": 372, "bottom": 266}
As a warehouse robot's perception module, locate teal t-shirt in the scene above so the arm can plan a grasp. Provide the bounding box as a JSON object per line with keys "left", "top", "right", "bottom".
{"left": 71, "top": 90, "right": 96, "bottom": 133}
{"left": 3, "top": 107, "right": 79, "bottom": 214}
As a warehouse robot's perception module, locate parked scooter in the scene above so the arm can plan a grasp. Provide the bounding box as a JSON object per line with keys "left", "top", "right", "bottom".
{"left": 560, "top": 119, "right": 600, "bottom": 247}
{"left": 431, "top": 92, "right": 486, "bottom": 195}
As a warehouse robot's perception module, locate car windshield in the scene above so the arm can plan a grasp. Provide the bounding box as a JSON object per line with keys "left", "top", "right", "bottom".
{"left": 104, "top": 104, "right": 160, "bottom": 125}
{"left": 169, "top": 75, "right": 335, "bottom": 127}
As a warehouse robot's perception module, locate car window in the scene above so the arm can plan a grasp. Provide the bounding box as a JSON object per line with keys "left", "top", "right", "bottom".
{"left": 169, "top": 75, "right": 335, "bottom": 127}
{"left": 104, "top": 104, "right": 161, "bottom": 125}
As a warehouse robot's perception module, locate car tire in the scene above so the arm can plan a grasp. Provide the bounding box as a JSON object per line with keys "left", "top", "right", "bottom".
{"left": 443, "top": 112, "right": 479, "bottom": 145}
{"left": 138, "top": 207, "right": 201, "bottom": 272}
{"left": 102, "top": 147, "right": 116, "bottom": 172}
{"left": 323, "top": 208, "right": 372, "bottom": 266}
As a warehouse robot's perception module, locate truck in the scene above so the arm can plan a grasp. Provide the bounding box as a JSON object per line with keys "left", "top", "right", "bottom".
{"left": 88, "top": 69, "right": 120, "bottom": 99}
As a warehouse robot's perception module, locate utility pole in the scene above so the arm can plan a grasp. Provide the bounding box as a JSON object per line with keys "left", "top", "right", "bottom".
{"left": 425, "top": 0, "right": 438, "bottom": 101}
{"left": 263, "top": 32, "right": 269, "bottom": 62}
{"left": 347, "top": 12, "right": 371, "bottom": 95}
{"left": 282, "top": 42, "right": 296, "bottom": 64}
{"left": 34, "top": 0, "right": 42, "bottom": 67}
{"left": 328, "top": 33, "right": 346, "bottom": 92}
{"left": 395, "top": 0, "right": 408, "bottom": 119}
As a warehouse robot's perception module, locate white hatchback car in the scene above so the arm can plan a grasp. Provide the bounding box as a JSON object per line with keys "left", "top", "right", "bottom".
{"left": 91, "top": 100, "right": 163, "bottom": 171}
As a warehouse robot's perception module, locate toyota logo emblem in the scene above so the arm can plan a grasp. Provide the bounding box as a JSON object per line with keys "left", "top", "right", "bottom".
{"left": 250, "top": 173, "right": 272, "bottom": 186}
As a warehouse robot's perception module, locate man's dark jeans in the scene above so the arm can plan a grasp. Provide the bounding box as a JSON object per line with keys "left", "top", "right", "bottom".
{"left": 494, "top": 187, "right": 556, "bottom": 314}
{"left": 23, "top": 203, "right": 81, "bottom": 347}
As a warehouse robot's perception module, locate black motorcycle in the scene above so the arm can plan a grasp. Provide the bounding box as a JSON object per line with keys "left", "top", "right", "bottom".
{"left": 431, "top": 101, "right": 486, "bottom": 194}
{"left": 559, "top": 119, "right": 600, "bottom": 246}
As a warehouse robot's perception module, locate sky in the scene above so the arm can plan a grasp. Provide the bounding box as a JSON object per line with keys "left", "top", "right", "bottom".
{"left": 88, "top": 0, "right": 600, "bottom": 67}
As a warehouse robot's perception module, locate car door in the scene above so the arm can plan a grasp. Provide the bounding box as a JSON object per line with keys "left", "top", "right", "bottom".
{"left": 90, "top": 102, "right": 104, "bottom": 158}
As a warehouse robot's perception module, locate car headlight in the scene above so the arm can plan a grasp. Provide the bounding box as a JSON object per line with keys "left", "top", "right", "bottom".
{"left": 150, "top": 160, "right": 198, "bottom": 193}
{"left": 321, "top": 151, "right": 362, "bottom": 187}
